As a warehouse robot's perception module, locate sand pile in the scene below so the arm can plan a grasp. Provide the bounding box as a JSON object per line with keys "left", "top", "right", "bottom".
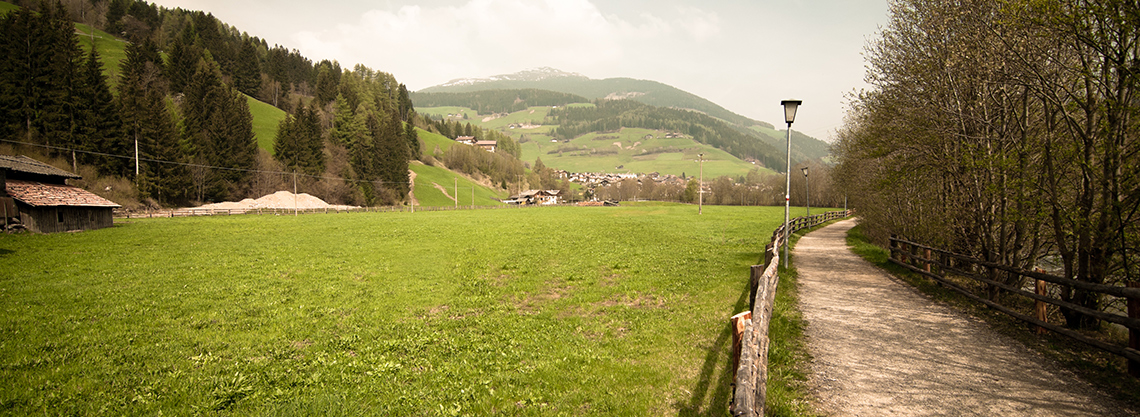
{"left": 194, "top": 191, "right": 357, "bottom": 210}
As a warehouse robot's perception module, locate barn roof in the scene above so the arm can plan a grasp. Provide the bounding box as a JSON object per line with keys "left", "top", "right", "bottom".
{"left": 6, "top": 180, "right": 120, "bottom": 208}
{"left": 0, "top": 155, "right": 81, "bottom": 179}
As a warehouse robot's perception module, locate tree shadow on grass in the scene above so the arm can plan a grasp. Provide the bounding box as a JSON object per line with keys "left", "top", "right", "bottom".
{"left": 676, "top": 277, "right": 751, "bottom": 416}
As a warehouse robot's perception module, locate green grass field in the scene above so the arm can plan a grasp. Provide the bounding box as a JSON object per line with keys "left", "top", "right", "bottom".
{"left": 0, "top": 205, "right": 816, "bottom": 415}
{"left": 410, "top": 162, "right": 506, "bottom": 207}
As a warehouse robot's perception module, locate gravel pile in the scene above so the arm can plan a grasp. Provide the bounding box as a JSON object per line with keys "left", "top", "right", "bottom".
{"left": 194, "top": 191, "right": 356, "bottom": 210}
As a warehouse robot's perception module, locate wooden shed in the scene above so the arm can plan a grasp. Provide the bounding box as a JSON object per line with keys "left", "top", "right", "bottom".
{"left": 0, "top": 155, "right": 120, "bottom": 233}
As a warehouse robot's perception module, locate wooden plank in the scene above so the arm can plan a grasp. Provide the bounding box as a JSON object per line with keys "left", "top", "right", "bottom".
{"left": 1130, "top": 281, "right": 1139, "bottom": 378}
{"left": 890, "top": 237, "right": 1140, "bottom": 299}
{"left": 1036, "top": 279, "right": 1048, "bottom": 335}
{"left": 890, "top": 257, "right": 1140, "bottom": 364}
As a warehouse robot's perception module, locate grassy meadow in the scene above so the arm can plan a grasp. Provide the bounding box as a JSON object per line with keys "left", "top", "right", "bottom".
{"left": 0, "top": 204, "right": 821, "bottom": 415}
{"left": 410, "top": 162, "right": 507, "bottom": 207}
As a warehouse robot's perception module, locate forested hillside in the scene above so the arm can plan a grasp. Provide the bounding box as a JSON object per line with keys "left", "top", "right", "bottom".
{"left": 551, "top": 100, "right": 786, "bottom": 171}
{"left": 410, "top": 89, "right": 589, "bottom": 115}
{"left": 418, "top": 68, "right": 834, "bottom": 167}
{"left": 0, "top": 0, "right": 525, "bottom": 208}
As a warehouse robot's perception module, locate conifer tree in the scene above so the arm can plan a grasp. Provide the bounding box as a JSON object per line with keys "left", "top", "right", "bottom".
{"left": 234, "top": 38, "right": 262, "bottom": 95}
{"left": 182, "top": 56, "right": 255, "bottom": 201}
{"left": 329, "top": 94, "right": 365, "bottom": 147}
{"left": 74, "top": 45, "right": 126, "bottom": 175}
{"left": 404, "top": 121, "right": 420, "bottom": 160}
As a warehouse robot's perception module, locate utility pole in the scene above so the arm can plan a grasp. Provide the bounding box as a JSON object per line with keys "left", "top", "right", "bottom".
{"left": 454, "top": 177, "right": 458, "bottom": 209}
{"left": 698, "top": 153, "right": 704, "bottom": 215}
{"left": 293, "top": 170, "right": 298, "bottom": 216}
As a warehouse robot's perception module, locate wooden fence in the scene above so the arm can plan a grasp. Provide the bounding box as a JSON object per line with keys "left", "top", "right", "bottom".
{"left": 731, "top": 209, "right": 853, "bottom": 416}
{"left": 113, "top": 203, "right": 538, "bottom": 219}
{"left": 888, "top": 236, "right": 1140, "bottom": 377}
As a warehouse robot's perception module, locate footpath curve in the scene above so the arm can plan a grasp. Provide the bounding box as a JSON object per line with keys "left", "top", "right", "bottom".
{"left": 796, "top": 218, "right": 1132, "bottom": 416}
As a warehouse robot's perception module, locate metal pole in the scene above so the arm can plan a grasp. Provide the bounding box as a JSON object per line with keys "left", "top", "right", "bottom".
{"left": 698, "top": 154, "right": 704, "bottom": 215}
{"left": 783, "top": 124, "right": 791, "bottom": 268}
{"left": 805, "top": 170, "right": 810, "bottom": 218}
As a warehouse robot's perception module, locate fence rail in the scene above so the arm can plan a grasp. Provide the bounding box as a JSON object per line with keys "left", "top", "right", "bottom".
{"left": 731, "top": 209, "right": 852, "bottom": 416}
{"left": 888, "top": 236, "right": 1140, "bottom": 377}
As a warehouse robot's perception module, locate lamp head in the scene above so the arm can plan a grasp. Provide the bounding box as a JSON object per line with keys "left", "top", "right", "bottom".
{"left": 781, "top": 100, "right": 802, "bottom": 125}
{"left": 801, "top": 166, "right": 809, "bottom": 177}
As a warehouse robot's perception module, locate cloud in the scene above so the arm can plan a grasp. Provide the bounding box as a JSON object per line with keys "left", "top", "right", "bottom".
{"left": 290, "top": 0, "right": 719, "bottom": 89}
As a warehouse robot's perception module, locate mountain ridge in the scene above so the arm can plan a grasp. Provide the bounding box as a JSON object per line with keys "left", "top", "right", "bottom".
{"left": 417, "top": 67, "right": 832, "bottom": 167}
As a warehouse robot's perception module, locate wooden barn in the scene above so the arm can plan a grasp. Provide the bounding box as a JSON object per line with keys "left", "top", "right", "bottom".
{"left": 0, "top": 155, "right": 120, "bottom": 233}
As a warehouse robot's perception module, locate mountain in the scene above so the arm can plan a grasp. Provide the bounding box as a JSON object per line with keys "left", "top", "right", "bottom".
{"left": 417, "top": 67, "right": 831, "bottom": 165}
{"left": 422, "top": 67, "right": 772, "bottom": 130}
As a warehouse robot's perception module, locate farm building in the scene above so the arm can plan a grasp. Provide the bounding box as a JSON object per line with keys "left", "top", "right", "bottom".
{"left": 0, "top": 155, "right": 120, "bottom": 233}
{"left": 504, "top": 189, "right": 562, "bottom": 205}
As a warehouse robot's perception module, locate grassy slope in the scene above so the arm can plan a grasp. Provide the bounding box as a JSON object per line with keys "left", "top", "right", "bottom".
{"left": 247, "top": 95, "right": 287, "bottom": 154}
{"left": 410, "top": 162, "right": 505, "bottom": 206}
{"left": 421, "top": 105, "right": 771, "bottom": 177}
{"left": 0, "top": 205, "right": 801, "bottom": 415}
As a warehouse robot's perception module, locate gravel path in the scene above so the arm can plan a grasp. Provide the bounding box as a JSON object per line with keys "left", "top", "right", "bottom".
{"left": 796, "top": 219, "right": 1131, "bottom": 416}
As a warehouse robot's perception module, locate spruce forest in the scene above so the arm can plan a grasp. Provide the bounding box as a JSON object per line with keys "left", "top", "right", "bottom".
{"left": 0, "top": 0, "right": 497, "bottom": 208}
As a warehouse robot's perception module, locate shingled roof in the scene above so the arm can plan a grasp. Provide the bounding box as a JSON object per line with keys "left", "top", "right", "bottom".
{"left": 0, "top": 155, "right": 81, "bottom": 179}
{"left": 6, "top": 180, "right": 120, "bottom": 208}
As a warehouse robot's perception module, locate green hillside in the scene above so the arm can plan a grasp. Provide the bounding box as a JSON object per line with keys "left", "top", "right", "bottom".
{"left": 246, "top": 95, "right": 287, "bottom": 154}
{"left": 417, "top": 68, "right": 833, "bottom": 164}
{"left": 417, "top": 104, "right": 770, "bottom": 177}
{"left": 409, "top": 162, "right": 506, "bottom": 206}
{"left": 522, "top": 127, "right": 767, "bottom": 178}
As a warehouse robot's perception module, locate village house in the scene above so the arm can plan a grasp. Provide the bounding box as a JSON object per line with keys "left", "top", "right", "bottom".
{"left": 475, "top": 140, "right": 496, "bottom": 152}
{"left": 0, "top": 155, "right": 120, "bottom": 233}
{"left": 455, "top": 136, "right": 476, "bottom": 145}
{"left": 503, "top": 189, "right": 562, "bottom": 205}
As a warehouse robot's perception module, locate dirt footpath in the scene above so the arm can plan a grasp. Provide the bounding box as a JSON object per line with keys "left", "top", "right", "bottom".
{"left": 796, "top": 219, "right": 1132, "bottom": 416}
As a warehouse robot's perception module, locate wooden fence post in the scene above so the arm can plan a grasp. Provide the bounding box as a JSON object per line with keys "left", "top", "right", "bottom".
{"left": 924, "top": 248, "right": 932, "bottom": 273}
{"left": 1036, "top": 279, "right": 1048, "bottom": 335}
{"left": 1129, "top": 281, "right": 1139, "bottom": 378}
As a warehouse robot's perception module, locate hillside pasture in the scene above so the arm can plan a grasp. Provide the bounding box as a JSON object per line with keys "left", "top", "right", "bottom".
{"left": 409, "top": 162, "right": 506, "bottom": 207}
{"left": 520, "top": 127, "right": 769, "bottom": 177}
{"left": 247, "top": 95, "right": 288, "bottom": 154}
{"left": 0, "top": 205, "right": 793, "bottom": 415}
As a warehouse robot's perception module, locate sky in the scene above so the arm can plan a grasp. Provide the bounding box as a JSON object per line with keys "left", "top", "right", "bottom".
{"left": 147, "top": 0, "right": 892, "bottom": 142}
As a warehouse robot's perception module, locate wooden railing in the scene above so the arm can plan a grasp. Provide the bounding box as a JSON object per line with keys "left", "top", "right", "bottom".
{"left": 888, "top": 236, "right": 1140, "bottom": 377}
{"left": 730, "top": 209, "right": 852, "bottom": 416}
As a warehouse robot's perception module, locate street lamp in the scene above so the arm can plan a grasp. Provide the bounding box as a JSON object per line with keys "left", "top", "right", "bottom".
{"left": 801, "top": 166, "right": 809, "bottom": 219}
{"left": 697, "top": 153, "right": 704, "bottom": 215}
{"left": 781, "top": 100, "right": 801, "bottom": 268}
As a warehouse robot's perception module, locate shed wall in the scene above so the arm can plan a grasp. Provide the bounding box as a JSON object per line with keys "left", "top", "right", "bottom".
{"left": 17, "top": 204, "right": 113, "bottom": 233}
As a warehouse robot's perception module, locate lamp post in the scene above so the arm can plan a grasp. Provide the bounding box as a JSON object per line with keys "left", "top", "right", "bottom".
{"left": 801, "top": 166, "right": 809, "bottom": 219}
{"left": 698, "top": 153, "right": 704, "bottom": 215}
{"left": 781, "top": 100, "right": 801, "bottom": 268}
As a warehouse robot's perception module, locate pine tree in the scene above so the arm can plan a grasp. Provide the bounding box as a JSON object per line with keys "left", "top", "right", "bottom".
{"left": 167, "top": 28, "right": 201, "bottom": 94}
{"left": 274, "top": 98, "right": 324, "bottom": 176}
{"left": 182, "top": 56, "right": 255, "bottom": 201}
{"left": 378, "top": 109, "right": 410, "bottom": 198}
{"left": 404, "top": 121, "right": 420, "bottom": 160}
{"left": 234, "top": 38, "right": 262, "bottom": 95}
{"left": 74, "top": 45, "right": 126, "bottom": 175}
{"left": 329, "top": 94, "right": 364, "bottom": 147}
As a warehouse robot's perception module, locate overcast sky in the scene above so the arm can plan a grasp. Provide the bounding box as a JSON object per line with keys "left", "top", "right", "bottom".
{"left": 147, "top": 0, "right": 891, "bottom": 142}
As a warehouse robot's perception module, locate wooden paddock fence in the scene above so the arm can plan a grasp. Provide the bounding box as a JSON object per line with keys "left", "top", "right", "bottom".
{"left": 731, "top": 209, "right": 853, "bottom": 416}
{"left": 113, "top": 203, "right": 543, "bottom": 219}
{"left": 888, "top": 236, "right": 1140, "bottom": 378}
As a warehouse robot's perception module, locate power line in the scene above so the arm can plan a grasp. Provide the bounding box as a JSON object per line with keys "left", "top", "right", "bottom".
{"left": 0, "top": 138, "right": 412, "bottom": 185}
